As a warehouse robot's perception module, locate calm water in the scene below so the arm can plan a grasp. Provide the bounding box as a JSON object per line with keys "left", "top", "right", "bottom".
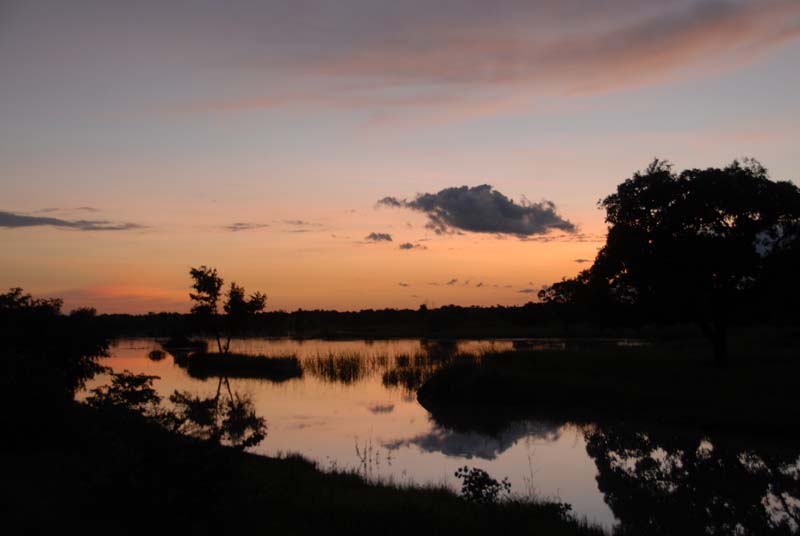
{"left": 88, "top": 338, "right": 800, "bottom": 534}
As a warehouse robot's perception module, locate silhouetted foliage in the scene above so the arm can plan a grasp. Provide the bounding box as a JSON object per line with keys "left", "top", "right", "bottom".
{"left": 584, "top": 422, "right": 800, "bottom": 535}
{"left": 455, "top": 466, "right": 511, "bottom": 504}
{"left": 189, "top": 266, "right": 267, "bottom": 354}
{"left": 86, "top": 370, "right": 162, "bottom": 416}
{"left": 170, "top": 390, "right": 267, "bottom": 450}
{"left": 540, "top": 159, "right": 800, "bottom": 365}
{"left": 1, "top": 288, "right": 109, "bottom": 439}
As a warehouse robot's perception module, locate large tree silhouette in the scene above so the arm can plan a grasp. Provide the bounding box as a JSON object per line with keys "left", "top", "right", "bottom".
{"left": 541, "top": 159, "right": 800, "bottom": 365}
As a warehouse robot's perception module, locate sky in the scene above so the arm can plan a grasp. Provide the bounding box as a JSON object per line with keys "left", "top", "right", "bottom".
{"left": 1, "top": 0, "right": 799, "bottom": 313}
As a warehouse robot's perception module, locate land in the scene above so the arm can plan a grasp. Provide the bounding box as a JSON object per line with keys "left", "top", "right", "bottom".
{"left": 182, "top": 352, "right": 303, "bottom": 381}
{"left": 5, "top": 404, "right": 605, "bottom": 536}
{"left": 418, "top": 329, "right": 800, "bottom": 437}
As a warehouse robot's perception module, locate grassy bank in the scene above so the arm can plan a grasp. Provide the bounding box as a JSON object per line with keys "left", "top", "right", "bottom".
{"left": 5, "top": 404, "right": 605, "bottom": 535}
{"left": 417, "top": 337, "right": 800, "bottom": 436}
{"left": 183, "top": 352, "right": 303, "bottom": 381}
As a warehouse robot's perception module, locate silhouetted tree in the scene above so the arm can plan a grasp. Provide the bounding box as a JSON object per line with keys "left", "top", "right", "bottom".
{"left": 189, "top": 266, "right": 267, "bottom": 354}
{"left": 541, "top": 159, "right": 800, "bottom": 365}
{"left": 1, "top": 288, "right": 108, "bottom": 409}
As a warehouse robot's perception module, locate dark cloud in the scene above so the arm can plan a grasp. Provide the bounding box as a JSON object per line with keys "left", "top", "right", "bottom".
{"left": 367, "top": 403, "right": 395, "bottom": 414}
{"left": 398, "top": 282, "right": 410, "bottom": 287}
{"left": 226, "top": 222, "right": 269, "bottom": 232}
{"left": 447, "top": 278, "right": 458, "bottom": 285}
{"left": 378, "top": 185, "right": 575, "bottom": 237}
{"left": 476, "top": 282, "right": 484, "bottom": 288}
{"left": 398, "top": 242, "right": 427, "bottom": 250}
{"left": 574, "top": 258, "right": 592, "bottom": 263}
{"left": 0, "top": 211, "right": 143, "bottom": 231}
{"left": 518, "top": 288, "right": 536, "bottom": 294}
{"left": 365, "top": 232, "right": 393, "bottom": 242}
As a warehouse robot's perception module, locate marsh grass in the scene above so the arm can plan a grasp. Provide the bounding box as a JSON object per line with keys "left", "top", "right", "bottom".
{"left": 302, "top": 349, "right": 475, "bottom": 390}
{"left": 303, "top": 351, "right": 388, "bottom": 384}
{"left": 382, "top": 351, "right": 482, "bottom": 393}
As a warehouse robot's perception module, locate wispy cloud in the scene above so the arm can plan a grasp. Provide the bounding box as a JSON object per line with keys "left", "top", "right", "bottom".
{"left": 226, "top": 222, "right": 269, "bottom": 232}
{"left": 34, "top": 206, "right": 100, "bottom": 214}
{"left": 379, "top": 185, "right": 574, "bottom": 237}
{"left": 398, "top": 242, "right": 427, "bottom": 250}
{"left": 169, "top": 1, "right": 800, "bottom": 122}
{"left": 0, "top": 211, "right": 144, "bottom": 231}
{"left": 521, "top": 232, "right": 605, "bottom": 243}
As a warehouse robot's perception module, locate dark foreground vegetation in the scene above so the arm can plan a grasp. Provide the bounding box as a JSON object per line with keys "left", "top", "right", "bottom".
{"left": 418, "top": 330, "right": 800, "bottom": 436}
{"left": 1, "top": 286, "right": 602, "bottom": 535}
{"left": 6, "top": 403, "right": 603, "bottom": 536}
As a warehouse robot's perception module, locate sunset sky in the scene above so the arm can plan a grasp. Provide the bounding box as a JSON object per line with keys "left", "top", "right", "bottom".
{"left": 2, "top": 0, "right": 799, "bottom": 313}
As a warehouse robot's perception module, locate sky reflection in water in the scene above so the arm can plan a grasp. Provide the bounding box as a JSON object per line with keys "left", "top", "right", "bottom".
{"left": 89, "top": 338, "right": 800, "bottom": 534}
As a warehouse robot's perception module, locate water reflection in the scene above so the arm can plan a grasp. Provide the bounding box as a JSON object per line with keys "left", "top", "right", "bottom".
{"left": 91, "top": 338, "right": 799, "bottom": 534}
{"left": 423, "top": 400, "right": 800, "bottom": 535}
{"left": 584, "top": 421, "right": 800, "bottom": 535}
{"left": 383, "top": 421, "right": 562, "bottom": 460}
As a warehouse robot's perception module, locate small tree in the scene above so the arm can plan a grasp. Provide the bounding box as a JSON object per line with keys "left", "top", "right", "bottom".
{"left": 189, "top": 266, "right": 267, "bottom": 355}
{"left": 184, "top": 267, "right": 269, "bottom": 450}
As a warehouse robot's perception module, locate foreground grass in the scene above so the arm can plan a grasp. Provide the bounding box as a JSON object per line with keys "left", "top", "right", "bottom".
{"left": 418, "top": 335, "right": 800, "bottom": 436}
{"left": 5, "top": 404, "right": 605, "bottom": 536}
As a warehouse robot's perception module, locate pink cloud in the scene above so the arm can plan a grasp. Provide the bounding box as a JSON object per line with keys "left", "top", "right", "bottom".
{"left": 167, "top": 1, "right": 800, "bottom": 123}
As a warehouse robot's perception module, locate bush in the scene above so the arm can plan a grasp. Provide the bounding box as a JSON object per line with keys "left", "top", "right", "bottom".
{"left": 454, "top": 466, "right": 511, "bottom": 504}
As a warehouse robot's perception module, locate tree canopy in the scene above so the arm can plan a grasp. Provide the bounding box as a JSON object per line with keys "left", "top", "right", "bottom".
{"left": 189, "top": 266, "right": 267, "bottom": 354}
{"left": 540, "top": 159, "right": 800, "bottom": 364}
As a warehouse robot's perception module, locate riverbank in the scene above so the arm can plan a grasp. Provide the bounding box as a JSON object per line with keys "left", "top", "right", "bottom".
{"left": 417, "top": 338, "right": 800, "bottom": 437}
{"left": 5, "top": 404, "right": 605, "bottom": 535}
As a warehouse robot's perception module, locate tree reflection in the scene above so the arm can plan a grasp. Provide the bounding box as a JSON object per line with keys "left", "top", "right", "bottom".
{"left": 583, "top": 422, "right": 800, "bottom": 535}
{"left": 170, "top": 378, "right": 266, "bottom": 450}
